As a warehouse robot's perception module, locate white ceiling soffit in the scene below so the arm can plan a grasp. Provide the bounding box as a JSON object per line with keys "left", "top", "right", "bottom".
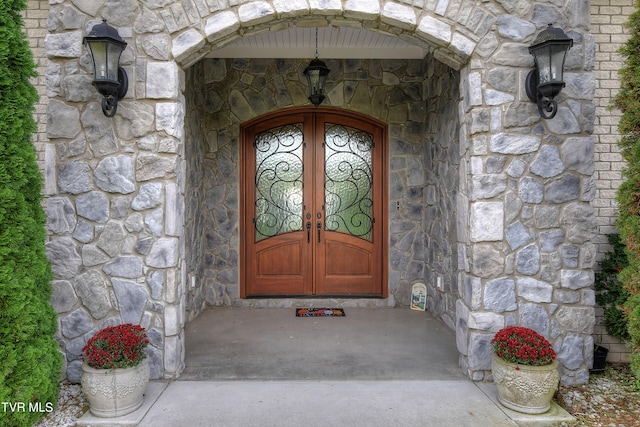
{"left": 208, "top": 26, "right": 428, "bottom": 59}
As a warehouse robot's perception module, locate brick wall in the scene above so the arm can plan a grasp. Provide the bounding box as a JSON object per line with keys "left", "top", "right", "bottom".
{"left": 23, "top": 1, "right": 49, "bottom": 166}
{"left": 591, "top": 0, "right": 634, "bottom": 363}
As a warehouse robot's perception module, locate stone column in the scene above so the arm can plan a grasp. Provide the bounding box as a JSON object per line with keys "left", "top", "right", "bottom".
{"left": 456, "top": 9, "right": 597, "bottom": 384}
{"left": 44, "top": 5, "right": 187, "bottom": 380}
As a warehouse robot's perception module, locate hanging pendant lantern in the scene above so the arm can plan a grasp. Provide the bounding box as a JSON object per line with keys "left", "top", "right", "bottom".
{"left": 303, "top": 28, "right": 330, "bottom": 107}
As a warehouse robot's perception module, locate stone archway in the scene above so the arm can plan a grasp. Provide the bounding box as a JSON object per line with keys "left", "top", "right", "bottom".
{"left": 169, "top": 2, "right": 478, "bottom": 70}
{"left": 181, "top": 54, "right": 460, "bottom": 310}
{"left": 171, "top": 2, "right": 480, "bottom": 383}
{"left": 43, "top": 1, "right": 597, "bottom": 384}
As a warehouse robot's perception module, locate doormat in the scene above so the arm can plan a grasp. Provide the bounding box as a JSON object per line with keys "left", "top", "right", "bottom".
{"left": 296, "top": 308, "right": 345, "bottom": 317}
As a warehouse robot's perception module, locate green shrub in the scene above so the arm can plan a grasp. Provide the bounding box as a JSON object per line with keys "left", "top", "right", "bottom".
{"left": 0, "top": 1, "right": 62, "bottom": 425}
{"left": 614, "top": 0, "right": 640, "bottom": 390}
{"left": 595, "top": 234, "right": 631, "bottom": 341}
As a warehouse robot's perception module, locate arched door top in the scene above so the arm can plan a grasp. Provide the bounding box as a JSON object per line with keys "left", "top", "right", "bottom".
{"left": 240, "top": 107, "right": 388, "bottom": 297}
{"left": 170, "top": 3, "right": 488, "bottom": 69}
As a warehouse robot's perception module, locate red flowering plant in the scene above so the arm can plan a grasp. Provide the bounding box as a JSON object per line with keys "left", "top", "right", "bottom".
{"left": 82, "top": 324, "right": 149, "bottom": 370}
{"left": 491, "top": 326, "right": 556, "bottom": 366}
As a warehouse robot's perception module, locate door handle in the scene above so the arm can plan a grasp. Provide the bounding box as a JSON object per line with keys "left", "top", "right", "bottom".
{"left": 317, "top": 221, "right": 322, "bottom": 242}
{"left": 306, "top": 221, "right": 311, "bottom": 243}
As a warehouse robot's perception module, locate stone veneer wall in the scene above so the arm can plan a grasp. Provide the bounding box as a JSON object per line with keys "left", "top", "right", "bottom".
{"left": 456, "top": 7, "right": 597, "bottom": 384}
{"left": 423, "top": 61, "right": 460, "bottom": 329}
{"left": 36, "top": 0, "right": 599, "bottom": 384}
{"left": 182, "top": 56, "right": 460, "bottom": 323}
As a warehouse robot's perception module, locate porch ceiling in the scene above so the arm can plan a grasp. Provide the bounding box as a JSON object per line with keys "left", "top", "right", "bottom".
{"left": 208, "top": 26, "right": 428, "bottom": 59}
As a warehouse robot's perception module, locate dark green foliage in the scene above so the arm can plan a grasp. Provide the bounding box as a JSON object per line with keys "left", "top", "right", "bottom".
{"left": 595, "top": 234, "right": 631, "bottom": 341}
{"left": 0, "top": 0, "right": 62, "bottom": 425}
{"left": 614, "top": 0, "right": 640, "bottom": 390}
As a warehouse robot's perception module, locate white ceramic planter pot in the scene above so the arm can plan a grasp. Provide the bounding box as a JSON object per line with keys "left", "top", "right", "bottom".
{"left": 81, "top": 358, "right": 150, "bottom": 417}
{"left": 491, "top": 354, "right": 559, "bottom": 414}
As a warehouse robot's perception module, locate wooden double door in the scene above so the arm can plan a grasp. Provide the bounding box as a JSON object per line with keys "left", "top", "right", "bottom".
{"left": 241, "top": 108, "right": 387, "bottom": 297}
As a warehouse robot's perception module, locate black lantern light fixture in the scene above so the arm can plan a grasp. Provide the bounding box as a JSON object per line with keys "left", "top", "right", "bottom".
{"left": 525, "top": 24, "right": 573, "bottom": 119}
{"left": 83, "top": 20, "right": 128, "bottom": 117}
{"left": 303, "top": 28, "right": 330, "bottom": 107}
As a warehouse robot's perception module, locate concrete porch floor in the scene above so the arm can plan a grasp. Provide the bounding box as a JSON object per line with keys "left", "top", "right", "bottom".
{"left": 78, "top": 307, "right": 576, "bottom": 426}
{"left": 180, "top": 307, "right": 466, "bottom": 381}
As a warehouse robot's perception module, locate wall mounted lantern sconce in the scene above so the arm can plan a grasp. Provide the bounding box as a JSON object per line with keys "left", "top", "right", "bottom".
{"left": 83, "top": 20, "right": 128, "bottom": 117}
{"left": 303, "top": 28, "right": 330, "bottom": 107}
{"left": 525, "top": 24, "right": 573, "bottom": 119}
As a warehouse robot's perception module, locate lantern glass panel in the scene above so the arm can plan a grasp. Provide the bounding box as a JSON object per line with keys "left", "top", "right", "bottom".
{"left": 306, "top": 70, "right": 321, "bottom": 95}
{"left": 318, "top": 74, "right": 328, "bottom": 94}
{"left": 549, "top": 44, "right": 568, "bottom": 82}
{"left": 106, "top": 43, "right": 124, "bottom": 81}
{"left": 87, "top": 40, "right": 108, "bottom": 80}
{"left": 531, "top": 45, "right": 551, "bottom": 85}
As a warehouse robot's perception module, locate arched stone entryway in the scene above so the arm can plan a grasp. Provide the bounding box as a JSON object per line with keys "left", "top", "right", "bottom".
{"left": 182, "top": 53, "right": 459, "bottom": 310}
{"left": 44, "top": 1, "right": 596, "bottom": 385}
{"left": 164, "top": 4, "right": 467, "bottom": 379}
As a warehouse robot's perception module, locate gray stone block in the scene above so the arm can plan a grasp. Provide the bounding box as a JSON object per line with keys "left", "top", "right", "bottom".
{"left": 490, "top": 133, "right": 540, "bottom": 154}
{"left": 148, "top": 271, "right": 164, "bottom": 300}
{"left": 145, "top": 208, "right": 164, "bottom": 236}
{"left": 518, "top": 277, "right": 553, "bottom": 303}
{"left": 46, "top": 237, "right": 82, "bottom": 280}
{"left": 147, "top": 238, "right": 179, "bottom": 268}
{"left": 518, "top": 302, "right": 550, "bottom": 337}
{"left": 114, "top": 101, "right": 156, "bottom": 140}
{"left": 472, "top": 244, "right": 504, "bottom": 278}
{"left": 506, "top": 221, "right": 531, "bottom": 250}
{"left": 58, "top": 161, "right": 92, "bottom": 195}
{"left": 561, "top": 245, "right": 579, "bottom": 268}
{"left": 96, "top": 222, "right": 126, "bottom": 257}
{"left": 112, "top": 278, "right": 149, "bottom": 325}
{"left": 555, "top": 306, "right": 595, "bottom": 334}
{"left": 540, "top": 229, "right": 565, "bottom": 252}
{"left": 484, "top": 278, "right": 516, "bottom": 312}
{"left": 561, "top": 269, "right": 593, "bottom": 290}
{"left": 530, "top": 145, "right": 564, "bottom": 178}
{"left": 132, "top": 183, "right": 163, "bottom": 211}
{"left": 61, "top": 308, "right": 93, "bottom": 339}
{"left": 103, "top": 256, "right": 143, "bottom": 279}
{"left": 468, "top": 311, "right": 504, "bottom": 332}
{"left": 560, "top": 203, "right": 597, "bottom": 244}
{"left": 467, "top": 332, "right": 493, "bottom": 371}
{"left": 81, "top": 103, "right": 118, "bottom": 156}
{"left": 556, "top": 334, "right": 585, "bottom": 371}
{"left": 44, "top": 31, "right": 83, "bottom": 58}
{"left": 520, "top": 177, "right": 544, "bottom": 203}
{"left": 546, "top": 174, "right": 580, "bottom": 204}
{"left": 73, "top": 219, "right": 94, "bottom": 243}
{"left": 95, "top": 156, "right": 136, "bottom": 194}
{"left": 76, "top": 191, "right": 109, "bottom": 223}
{"left": 81, "top": 245, "right": 109, "bottom": 267}
{"left": 47, "top": 197, "right": 77, "bottom": 235}
{"left": 470, "top": 202, "right": 503, "bottom": 241}
{"left": 51, "top": 280, "right": 77, "bottom": 314}
{"left": 563, "top": 137, "right": 594, "bottom": 175}
{"left": 74, "top": 270, "right": 111, "bottom": 319}
{"left": 471, "top": 174, "right": 507, "bottom": 200}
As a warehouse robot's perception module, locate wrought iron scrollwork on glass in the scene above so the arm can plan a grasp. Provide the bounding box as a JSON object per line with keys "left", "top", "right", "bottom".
{"left": 254, "top": 124, "right": 304, "bottom": 242}
{"left": 324, "top": 123, "right": 374, "bottom": 241}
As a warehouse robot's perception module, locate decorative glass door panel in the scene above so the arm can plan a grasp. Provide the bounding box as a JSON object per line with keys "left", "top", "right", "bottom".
{"left": 254, "top": 124, "right": 304, "bottom": 241}
{"left": 324, "top": 123, "right": 374, "bottom": 241}
{"left": 242, "top": 109, "right": 387, "bottom": 297}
